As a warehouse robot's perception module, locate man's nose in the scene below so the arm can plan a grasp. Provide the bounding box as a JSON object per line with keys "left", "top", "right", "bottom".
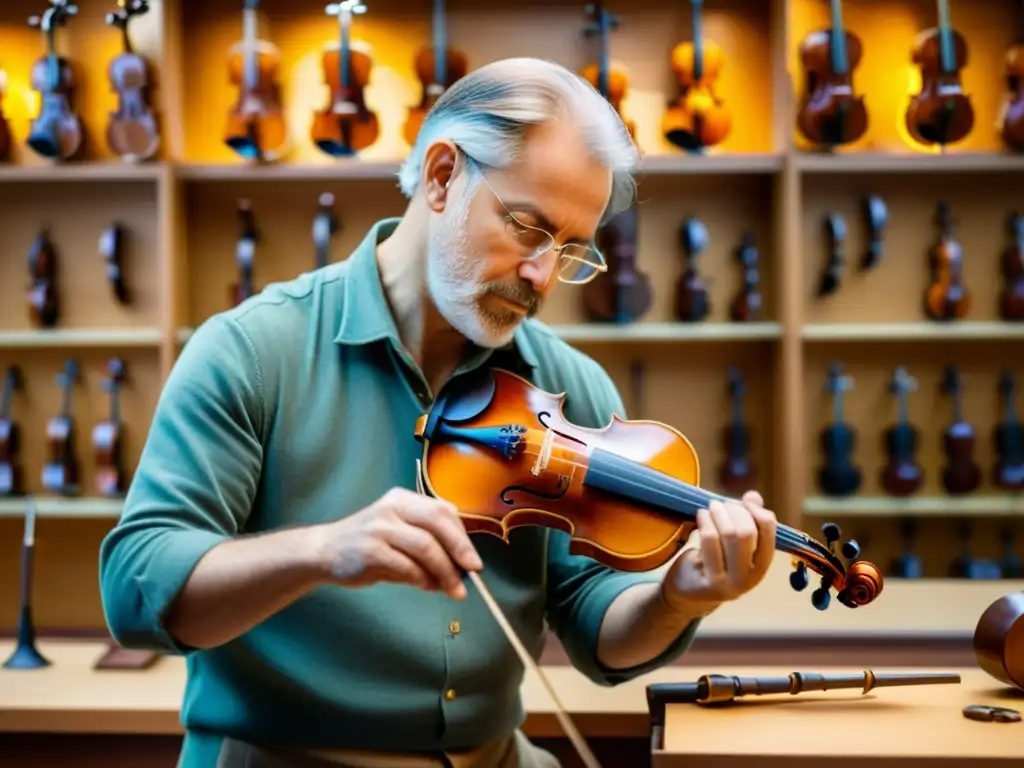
{"left": 518, "top": 249, "right": 558, "bottom": 291}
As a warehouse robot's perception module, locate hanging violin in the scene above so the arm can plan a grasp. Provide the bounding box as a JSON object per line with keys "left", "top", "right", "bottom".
{"left": 0, "top": 64, "right": 11, "bottom": 162}
{"left": 27, "top": 0, "right": 83, "bottom": 162}
{"left": 404, "top": 0, "right": 467, "bottom": 147}
{"left": 104, "top": 0, "right": 160, "bottom": 162}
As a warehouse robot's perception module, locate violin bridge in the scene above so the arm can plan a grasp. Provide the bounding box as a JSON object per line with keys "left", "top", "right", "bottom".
{"left": 531, "top": 428, "right": 555, "bottom": 477}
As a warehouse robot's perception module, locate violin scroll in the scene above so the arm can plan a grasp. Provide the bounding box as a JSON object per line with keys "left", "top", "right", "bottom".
{"left": 787, "top": 521, "right": 880, "bottom": 610}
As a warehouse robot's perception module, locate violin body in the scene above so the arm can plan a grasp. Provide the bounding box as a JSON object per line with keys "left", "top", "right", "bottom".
{"left": 940, "top": 366, "right": 981, "bottom": 496}
{"left": 925, "top": 203, "right": 970, "bottom": 321}
{"left": 0, "top": 70, "right": 10, "bottom": 161}
{"left": 818, "top": 421, "right": 861, "bottom": 496}
{"left": 662, "top": 39, "right": 730, "bottom": 151}
{"left": 881, "top": 423, "right": 924, "bottom": 496}
{"left": 796, "top": 28, "right": 868, "bottom": 146}
{"left": 415, "top": 367, "right": 884, "bottom": 613}
{"left": 224, "top": 41, "right": 288, "bottom": 161}
{"left": 28, "top": 53, "right": 83, "bottom": 161}
{"left": 1000, "top": 214, "right": 1024, "bottom": 321}
{"left": 311, "top": 44, "right": 379, "bottom": 157}
{"left": 719, "top": 368, "right": 755, "bottom": 496}
{"left": 0, "top": 367, "right": 23, "bottom": 497}
{"left": 1002, "top": 44, "right": 1024, "bottom": 151}
{"left": 905, "top": 27, "right": 974, "bottom": 146}
{"left": 580, "top": 63, "right": 636, "bottom": 137}
{"left": 404, "top": 46, "right": 467, "bottom": 147}
{"left": 974, "top": 592, "right": 1024, "bottom": 691}
{"left": 107, "top": 51, "right": 159, "bottom": 161}
{"left": 675, "top": 266, "right": 709, "bottom": 321}
{"left": 28, "top": 231, "right": 58, "bottom": 328}
{"left": 582, "top": 206, "right": 651, "bottom": 323}
{"left": 994, "top": 371, "right": 1024, "bottom": 491}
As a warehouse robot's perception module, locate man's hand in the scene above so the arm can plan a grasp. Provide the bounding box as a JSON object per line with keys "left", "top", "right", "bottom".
{"left": 313, "top": 488, "right": 482, "bottom": 600}
{"left": 661, "top": 491, "right": 777, "bottom": 617}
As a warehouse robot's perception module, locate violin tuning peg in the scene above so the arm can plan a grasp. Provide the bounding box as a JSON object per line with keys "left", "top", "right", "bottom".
{"left": 821, "top": 522, "right": 841, "bottom": 543}
{"left": 842, "top": 539, "right": 861, "bottom": 561}
{"left": 789, "top": 562, "right": 809, "bottom": 592}
{"left": 811, "top": 585, "right": 831, "bottom": 611}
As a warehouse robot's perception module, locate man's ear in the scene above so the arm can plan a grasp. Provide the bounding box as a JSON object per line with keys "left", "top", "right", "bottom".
{"left": 422, "top": 141, "right": 458, "bottom": 213}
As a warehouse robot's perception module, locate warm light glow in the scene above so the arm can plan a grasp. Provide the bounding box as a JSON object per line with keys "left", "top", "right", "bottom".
{"left": 894, "top": 64, "right": 943, "bottom": 155}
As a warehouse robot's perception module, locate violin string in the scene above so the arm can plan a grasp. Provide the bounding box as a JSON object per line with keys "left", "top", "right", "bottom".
{"left": 465, "top": 570, "right": 603, "bottom": 768}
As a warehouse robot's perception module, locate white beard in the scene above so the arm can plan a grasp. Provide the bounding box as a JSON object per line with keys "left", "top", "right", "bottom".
{"left": 426, "top": 202, "right": 520, "bottom": 349}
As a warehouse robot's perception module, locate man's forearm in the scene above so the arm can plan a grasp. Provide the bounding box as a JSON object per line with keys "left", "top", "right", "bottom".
{"left": 164, "top": 525, "right": 328, "bottom": 650}
{"left": 595, "top": 581, "right": 717, "bottom": 670}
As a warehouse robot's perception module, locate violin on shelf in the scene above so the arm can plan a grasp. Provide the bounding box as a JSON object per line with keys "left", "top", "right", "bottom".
{"left": 105, "top": 0, "right": 159, "bottom": 162}
{"left": 232, "top": 199, "right": 258, "bottom": 308}
{"left": 28, "top": 229, "right": 59, "bottom": 328}
{"left": 404, "top": 0, "right": 467, "bottom": 148}
{"left": 224, "top": 0, "right": 289, "bottom": 163}
{"left": 817, "top": 362, "right": 862, "bottom": 498}
{"left": 950, "top": 521, "right": 1001, "bottom": 580}
{"left": 729, "top": 232, "right": 762, "bottom": 322}
{"left": 817, "top": 212, "right": 846, "bottom": 298}
{"left": 42, "top": 359, "right": 79, "bottom": 496}
{"left": 27, "top": 0, "right": 83, "bottom": 162}
{"left": 905, "top": 0, "right": 974, "bottom": 148}
{"left": 582, "top": 204, "right": 652, "bottom": 324}
{"left": 994, "top": 370, "right": 1024, "bottom": 491}
{"left": 1000, "top": 211, "right": 1024, "bottom": 321}
{"left": 580, "top": 2, "right": 636, "bottom": 138}
{"left": 662, "top": 0, "right": 730, "bottom": 153}
{"left": 719, "top": 367, "right": 756, "bottom": 496}
{"left": 1001, "top": 23, "right": 1024, "bottom": 151}
{"left": 880, "top": 366, "right": 924, "bottom": 497}
{"left": 675, "top": 217, "right": 710, "bottom": 322}
{"left": 0, "top": 367, "right": 24, "bottom": 497}
{"left": 414, "top": 367, "right": 884, "bottom": 611}
{"left": 99, "top": 223, "right": 129, "bottom": 304}
{"left": 861, "top": 195, "right": 887, "bottom": 271}
{"left": 0, "top": 64, "right": 11, "bottom": 162}
{"left": 925, "top": 200, "right": 970, "bottom": 321}
{"left": 796, "top": 0, "right": 868, "bottom": 148}
{"left": 93, "top": 358, "right": 126, "bottom": 497}
{"left": 312, "top": 0, "right": 379, "bottom": 158}
{"left": 890, "top": 518, "right": 923, "bottom": 579}
{"left": 940, "top": 365, "right": 981, "bottom": 496}
{"left": 313, "top": 193, "right": 340, "bottom": 271}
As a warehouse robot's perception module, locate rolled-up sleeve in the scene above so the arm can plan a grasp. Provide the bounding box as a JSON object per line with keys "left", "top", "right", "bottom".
{"left": 542, "top": 355, "right": 701, "bottom": 685}
{"left": 98, "top": 315, "right": 266, "bottom": 654}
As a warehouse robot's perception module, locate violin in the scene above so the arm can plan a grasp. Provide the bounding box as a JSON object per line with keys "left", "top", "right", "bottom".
{"left": 924, "top": 200, "right": 970, "bottom": 321}
{"left": 975, "top": 590, "right": 1024, "bottom": 691}
{"left": 675, "top": 218, "right": 710, "bottom": 322}
{"left": 939, "top": 365, "right": 981, "bottom": 496}
{"left": 817, "top": 362, "right": 862, "bottom": 497}
{"left": 905, "top": 0, "right": 974, "bottom": 148}
{"left": 104, "top": 0, "right": 159, "bottom": 162}
{"left": 1001, "top": 30, "right": 1024, "bottom": 151}
{"left": 796, "top": 0, "right": 868, "bottom": 148}
{"left": 0, "top": 64, "right": 11, "bottom": 162}
{"left": 580, "top": 2, "right": 636, "bottom": 138}
{"left": 28, "top": 229, "right": 59, "bottom": 328}
{"left": 27, "top": 0, "right": 83, "bottom": 162}
{"left": 993, "top": 370, "right": 1024, "bottom": 491}
{"left": 224, "top": 0, "right": 289, "bottom": 163}
{"left": 1001, "top": 528, "right": 1023, "bottom": 579}
{"left": 816, "top": 213, "right": 846, "bottom": 298}
{"left": 99, "top": 223, "right": 129, "bottom": 304}
{"left": 719, "top": 367, "right": 755, "bottom": 496}
{"left": 890, "top": 517, "right": 923, "bottom": 579}
{"left": 950, "top": 520, "right": 1002, "bottom": 580}
{"left": 860, "top": 194, "right": 887, "bottom": 271}
{"left": 313, "top": 193, "right": 340, "bottom": 271}
{"left": 662, "top": 0, "right": 730, "bottom": 153}
{"left": 880, "top": 366, "right": 924, "bottom": 497}
{"left": 1000, "top": 211, "right": 1024, "bottom": 321}
{"left": 231, "top": 199, "right": 258, "bottom": 307}
{"left": 93, "top": 358, "right": 126, "bottom": 497}
{"left": 404, "top": 0, "right": 467, "bottom": 148}
{"left": 42, "top": 359, "right": 79, "bottom": 496}
{"left": 581, "top": 206, "right": 652, "bottom": 324}
{"left": 311, "top": 0, "right": 379, "bottom": 158}
{"left": 729, "top": 232, "right": 761, "bottom": 322}
{"left": 413, "top": 366, "right": 883, "bottom": 612}
{"left": 0, "top": 366, "right": 24, "bottom": 497}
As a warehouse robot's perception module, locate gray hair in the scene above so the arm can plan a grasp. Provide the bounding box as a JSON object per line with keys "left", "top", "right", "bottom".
{"left": 396, "top": 57, "right": 639, "bottom": 221}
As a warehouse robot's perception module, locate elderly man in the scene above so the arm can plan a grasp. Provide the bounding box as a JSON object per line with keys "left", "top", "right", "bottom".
{"left": 99, "top": 57, "right": 776, "bottom": 768}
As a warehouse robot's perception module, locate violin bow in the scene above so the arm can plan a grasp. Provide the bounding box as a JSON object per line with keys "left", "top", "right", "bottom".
{"left": 415, "top": 459, "right": 603, "bottom": 768}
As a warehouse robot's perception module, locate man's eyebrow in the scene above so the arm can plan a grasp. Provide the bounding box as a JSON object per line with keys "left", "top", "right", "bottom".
{"left": 505, "top": 202, "right": 594, "bottom": 245}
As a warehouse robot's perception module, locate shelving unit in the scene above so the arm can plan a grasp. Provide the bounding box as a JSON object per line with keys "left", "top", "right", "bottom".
{"left": 1, "top": 0, "right": 1022, "bottom": 633}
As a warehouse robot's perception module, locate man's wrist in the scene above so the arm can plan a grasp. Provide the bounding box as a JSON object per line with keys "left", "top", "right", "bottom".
{"left": 291, "top": 524, "right": 335, "bottom": 586}
{"left": 659, "top": 577, "right": 722, "bottom": 620}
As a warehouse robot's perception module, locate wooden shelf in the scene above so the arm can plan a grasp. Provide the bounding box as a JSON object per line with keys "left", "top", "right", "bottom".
{"left": 795, "top": 152, "right": 1024, "bottom": 174}
{"left": 0, "top": 163, "right": 163, "bottom": 183}
{"left": 0, "top": 328, "right": 164, "bottom": 348}
{"left": 176, "top": 161, "right": 403, "bottom": 182}
{"left": 803, "top": 495, "right": 1024, "bottom": 518}
{"left": 0, "top": 498, "right": 123, "bottom": 519}
{"left": 801, "top": 323, "right": 1024, "bottom": 341}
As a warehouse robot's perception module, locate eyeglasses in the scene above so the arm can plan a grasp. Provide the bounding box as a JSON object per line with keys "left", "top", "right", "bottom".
{"left": 457, "top": 150, "right": 608, "bottom": 285}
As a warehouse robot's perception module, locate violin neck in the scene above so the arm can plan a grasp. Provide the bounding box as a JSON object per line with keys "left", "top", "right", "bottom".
{"left": 937, "top": 0, "right": 955, "bottom": 74}
{"left": 433, "top": 0, "right": 446, "bottom": 86}
{"left": 830, "top": 0, "right": 848, "bottom": 75}
{"left": 0, "top": 383, "right": 12, "bottom": 420}
{"left": 691, "top": 0, "right": 704, "bottom": 80}
{"left": 896, "top": 388, "right": 909, "bottom": 425}
{"left": 832, "top": 387, "right": 845, "bottom": 423}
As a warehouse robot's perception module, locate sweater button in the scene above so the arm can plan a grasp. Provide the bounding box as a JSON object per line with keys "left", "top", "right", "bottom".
{"left": 444, "top": 688, "right": 457, "bottom": 701}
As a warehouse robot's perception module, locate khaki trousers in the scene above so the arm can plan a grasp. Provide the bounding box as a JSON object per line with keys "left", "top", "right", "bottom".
{"left": 214, "top": 730, "right": 562, "bottom": 768}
